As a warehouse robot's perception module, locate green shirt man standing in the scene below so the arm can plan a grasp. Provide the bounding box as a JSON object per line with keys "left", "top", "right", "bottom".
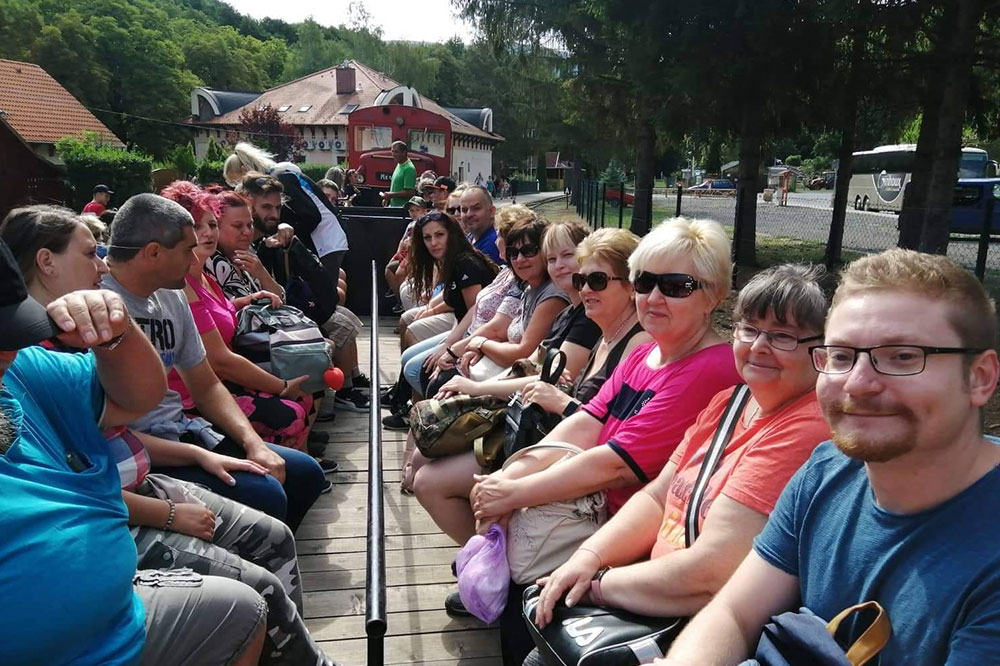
{"left": 381, "top": 140, "right": 416, "bottom": 207}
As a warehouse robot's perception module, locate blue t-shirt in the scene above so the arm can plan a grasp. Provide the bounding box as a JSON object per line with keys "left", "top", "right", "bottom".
{"left": 471, "top": 226, "right": 503, "bottom": 265}
{"left": 755, "top": 440, "right": 1000, "bottom": 666}
{"left": 0, "top": 347, "right": 144, "bottom": 665}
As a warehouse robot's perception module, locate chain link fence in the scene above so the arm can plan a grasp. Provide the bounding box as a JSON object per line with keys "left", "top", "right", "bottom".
{"left": 572, "top": 179, "right": 1000, "bottom": 298}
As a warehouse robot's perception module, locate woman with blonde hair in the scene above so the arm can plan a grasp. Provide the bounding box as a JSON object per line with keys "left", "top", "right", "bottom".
{"left": 224, "top": 142, "right": 349, "bottom": 292}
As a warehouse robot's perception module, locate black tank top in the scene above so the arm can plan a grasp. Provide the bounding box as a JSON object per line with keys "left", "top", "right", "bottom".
{"left": 571, "top": 322, "right": 645, "bottom": 404}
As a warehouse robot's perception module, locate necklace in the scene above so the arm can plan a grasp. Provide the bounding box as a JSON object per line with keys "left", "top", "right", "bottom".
{"left": 742, "top": 400, "right": 762, "bottom": 427}
{"left": 603, "top": 307, "right": 637, "bottom": 348}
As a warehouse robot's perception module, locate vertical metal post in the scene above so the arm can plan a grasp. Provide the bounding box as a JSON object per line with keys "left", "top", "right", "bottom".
{"left": 618, "top": 182, "right": 625, "bottom": 228}
{"left": 600, "top": 182, "right": 607, "bottom": 229}
{"left": 975, "top": 188, "right": 995, "bottom": 281}
{"left": 366, "top": 260, "right": 387, "bottom": 666}
{"left": 676, "top": 184, "right": 683, "bottom": 217}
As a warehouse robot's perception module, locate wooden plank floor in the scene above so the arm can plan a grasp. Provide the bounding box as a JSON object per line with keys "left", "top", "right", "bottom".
{"left": 300, "top": 319, "right": 501, "bottom": 666}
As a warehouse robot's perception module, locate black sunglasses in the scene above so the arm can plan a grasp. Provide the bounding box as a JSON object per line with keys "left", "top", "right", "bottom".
{"left": 572, "top": 271, "right": 629, "bottom": 292}
{"left": 446, "top": 206, "right": 460, "bottom": 214}
{"left": 507, "top": 243, "right": 541, "bottom": 260}
{"left": 633, "top": 271, "right": 703, "bottom": 298}
{"left": 417, "top": 211, "right": 449, "bottom": 225}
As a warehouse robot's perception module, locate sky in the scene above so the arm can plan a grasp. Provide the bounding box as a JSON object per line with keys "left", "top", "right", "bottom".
{"left": 223, "top": 0, "right": 477, "bottom": 43}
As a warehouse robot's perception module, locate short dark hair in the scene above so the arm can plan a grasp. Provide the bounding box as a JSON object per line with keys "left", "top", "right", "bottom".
{"left": 0, "top": 205, "right": 84, "bottom": 282}
{"left": 108, "top": 194, "right": 193, "bottom": 262}
{"left": 237, "top": 172, "right": 283, "bottom": 198}
{"left": 734, "top": 263, "right": 834, "bottom": 333}
{"left": 506, "top": 216, "right": 549, "bottom": 249}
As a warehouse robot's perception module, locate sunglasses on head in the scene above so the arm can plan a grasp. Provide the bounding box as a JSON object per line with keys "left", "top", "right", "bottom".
{"left": 507, "top": 243, "right": 540, "bottom": 260}
{"left": 417, "top": 211, "right": 449, "bottom": 225}
{"left": 572, "top": 271, "right": 629, "bottom": 292}
{"left": 632, "top": 271, "right": 703, "bottom": 298}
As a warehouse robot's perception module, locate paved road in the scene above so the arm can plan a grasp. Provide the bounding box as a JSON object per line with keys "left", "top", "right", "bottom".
{"left": 664, "top": 194, "right": 997, "bottom": 273}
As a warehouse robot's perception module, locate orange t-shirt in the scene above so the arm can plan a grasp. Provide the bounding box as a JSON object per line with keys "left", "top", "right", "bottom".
{"left": 650, "top": 387, "right": 829, "bottom": 559}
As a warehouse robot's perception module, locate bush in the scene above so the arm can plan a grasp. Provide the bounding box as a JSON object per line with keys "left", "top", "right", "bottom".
{"left": 166, "top": 143, "right": 198, "bottom": 178}
{"left": 300, "top": 163, "right": 336, "bottom": 182}
{"left": 56, "top": 133, "right": 153, "bottom": 209}
{"left": 599, "top": 159, "right": 628, "bottom": 185}
{"left": 196, "top": 161, "right": 227, "bottom": 187}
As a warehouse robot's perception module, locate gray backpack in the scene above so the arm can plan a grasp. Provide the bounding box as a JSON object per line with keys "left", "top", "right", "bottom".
{"left": 233, "top": 301, "right": 331, "bottom": 394}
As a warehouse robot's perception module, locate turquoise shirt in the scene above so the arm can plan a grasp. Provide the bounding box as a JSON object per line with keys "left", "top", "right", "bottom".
{"left": 0, "top": 347, "right": 144, "bottom": 665}
{"left": 755, "top": 440, "right": 1000, "bottom": 666}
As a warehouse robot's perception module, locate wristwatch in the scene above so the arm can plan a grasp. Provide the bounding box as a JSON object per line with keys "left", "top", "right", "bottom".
{"left": 590, "top": 566, "right": 611, "bottom": 607}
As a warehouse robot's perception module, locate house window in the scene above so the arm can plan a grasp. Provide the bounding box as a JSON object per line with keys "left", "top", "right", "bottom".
{"left": 297, "top": 105, "right": 312, "bottom": 112}
{"left": 337, "top": 103, "right": 359, "bottom": 115}
{"left": 278, "top": 105, "right": 291, "bottom": 112}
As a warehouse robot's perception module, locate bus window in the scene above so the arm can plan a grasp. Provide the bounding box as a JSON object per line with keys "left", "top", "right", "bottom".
{"left": 355, "top": 126, "right": 393, "bottom": 152}
{"left": 408, "top": 129, "right": 446, "bottom": 158}
{"left": 959, "top": 152, "right": 989, "bottom": 178}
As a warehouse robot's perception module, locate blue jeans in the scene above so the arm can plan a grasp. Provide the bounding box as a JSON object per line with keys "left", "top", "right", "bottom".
{"left": 155, "top": 438, "right": 325, "bottom": 532}
{"left": 402, "top": 332, "right": 450, "bottom": 394}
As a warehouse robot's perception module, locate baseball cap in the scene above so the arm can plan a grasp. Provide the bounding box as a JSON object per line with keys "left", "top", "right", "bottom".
{"left": 0, "top": 239, "right": 60, "bottom": 351}
{"left": 405, "top": 196, "right": 431, "bottom": 210}
{"left": 93, "top": 184, "right": 114, "bottom": 194}
{"left": 434, "top": 176, "right": 457, "bottom": 193}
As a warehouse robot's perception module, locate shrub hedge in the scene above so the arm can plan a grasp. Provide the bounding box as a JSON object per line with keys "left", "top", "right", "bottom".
{"left": 55, "top": 134, "right": 153, "bottom": 209}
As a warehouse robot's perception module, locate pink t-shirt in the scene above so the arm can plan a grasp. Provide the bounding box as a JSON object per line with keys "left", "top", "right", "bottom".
{"left": 582, "top": 341, "right": 741, "bottom": 514}
{"left": 167, "top": 274, "right": 238, "bottom": 405}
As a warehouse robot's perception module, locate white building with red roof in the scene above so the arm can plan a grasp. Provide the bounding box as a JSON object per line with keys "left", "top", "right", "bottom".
{"left": 189, "top": 60, "right": 502, "bottom": 182}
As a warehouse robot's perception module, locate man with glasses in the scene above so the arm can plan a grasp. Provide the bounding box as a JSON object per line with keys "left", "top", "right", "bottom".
{"left": 659, "top": 249, "right": 1000, "bottom": 666}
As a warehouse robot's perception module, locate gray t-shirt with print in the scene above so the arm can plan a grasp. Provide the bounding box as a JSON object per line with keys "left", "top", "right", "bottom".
{"left": 508, "top": 279, "right": 570, "bottom": 343}
{"left": 102, "top": 273, "right": 207, "bottom": 434}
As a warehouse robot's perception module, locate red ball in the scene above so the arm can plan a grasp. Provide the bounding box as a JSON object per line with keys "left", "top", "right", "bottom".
{"left": 324, "top": 367, "right": 345, "bottom": 390}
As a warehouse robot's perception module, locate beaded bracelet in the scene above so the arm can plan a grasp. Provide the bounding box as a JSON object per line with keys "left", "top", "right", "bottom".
{"left": 164, "top": 499, "right": 177, "bottom": 529}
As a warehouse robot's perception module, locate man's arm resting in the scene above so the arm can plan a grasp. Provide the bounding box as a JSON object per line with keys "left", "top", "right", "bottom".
{"left": 97, "top": 318, "right": 167, "bottom": 427}
{"left": 658, "top": 551, "right": 800, "bottom": 666}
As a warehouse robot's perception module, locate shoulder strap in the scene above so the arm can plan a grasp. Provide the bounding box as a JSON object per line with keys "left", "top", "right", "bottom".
{"left": 685, "top": 384, "right": 751, "bottom": 547}
{"left": 607, "top": 322, "right": 644, "bottom": 369}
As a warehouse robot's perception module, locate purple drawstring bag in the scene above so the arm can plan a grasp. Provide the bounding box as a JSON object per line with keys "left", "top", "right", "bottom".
{"left": 455, "top": 523, "right": 510, "bottom": 623}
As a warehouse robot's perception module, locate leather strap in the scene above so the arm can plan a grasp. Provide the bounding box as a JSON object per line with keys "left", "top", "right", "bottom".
{"left": 826, "top": 601, "right": 892, "bottom": 666}
{"left": 684, "top": 384, "right": 751, "bottom": 547}
{"left": 541, "top": 347, "right": 567, "bottom": 384}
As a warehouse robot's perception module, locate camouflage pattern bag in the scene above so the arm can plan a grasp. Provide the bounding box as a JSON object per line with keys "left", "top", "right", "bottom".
{"left": 410, "top": 395, "right": 508, "bottom": 459}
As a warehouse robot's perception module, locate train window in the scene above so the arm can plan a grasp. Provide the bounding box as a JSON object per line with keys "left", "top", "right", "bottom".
{"left": 409, "top": 130, "right": 446, "bottom": 157}
{"left": 356, "top": 126, "right": 393, "bottom": 151}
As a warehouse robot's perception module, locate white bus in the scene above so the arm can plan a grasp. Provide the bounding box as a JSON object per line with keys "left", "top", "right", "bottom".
{"left": 848, "top": 144, "right": 995, "bottom": 212}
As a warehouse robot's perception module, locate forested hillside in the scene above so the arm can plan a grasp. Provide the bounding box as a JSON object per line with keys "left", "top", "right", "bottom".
{"left": 0, "top": 0, "right": 575, "bottom": 164}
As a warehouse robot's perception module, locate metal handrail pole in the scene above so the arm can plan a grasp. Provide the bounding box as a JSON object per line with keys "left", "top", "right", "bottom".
{"left": 366, "top": 260, "right": 387, "bottom": 665}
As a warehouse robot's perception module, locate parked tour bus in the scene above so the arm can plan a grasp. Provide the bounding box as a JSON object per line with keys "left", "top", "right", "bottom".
{"left": 848, "top": 144, "right": 996, "bottom": 213}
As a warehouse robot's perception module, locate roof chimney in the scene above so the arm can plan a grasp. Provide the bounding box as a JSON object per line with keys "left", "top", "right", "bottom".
{"left": 336, "top": 63, "right": 356, "bottom": 95}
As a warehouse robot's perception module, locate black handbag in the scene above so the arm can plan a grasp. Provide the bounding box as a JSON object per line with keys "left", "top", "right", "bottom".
{"left": 522, "top": 384, "right": 753, "bottom": 666}
{"left": 503, "top": 348, "right": 567, "bottom": 462}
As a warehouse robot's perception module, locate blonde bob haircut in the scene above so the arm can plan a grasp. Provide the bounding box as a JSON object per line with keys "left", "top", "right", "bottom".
{"left": 628, "top": 216, "right": 732, "bottom": 304}
{"left": 224, "top": 142, "right": 277, "bottom": 187}
{"left": 495, "top": 204, "right": 537, "bottom": 241}
{"left": 541, "top": 220, "right": 590, "bottom": 257}
{"left": 576, "top": 228, "right": 640, "bottom": 278}
{"left": 833, "top": 248, "right": 997, "bottom": 350}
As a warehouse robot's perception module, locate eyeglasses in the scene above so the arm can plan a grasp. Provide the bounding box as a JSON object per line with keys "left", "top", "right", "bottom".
{"left": 572, "top": 271, "right": 629, "bottom": 292}
{"left": 632, "top": 272, "right": 703, "bottom": 298}
{"left": 446, "top": 206, "right": 460, "bottom": 214}
{"left": 733, "top": 322, "right": 821, "bottom": 352}
{"left": 507, "top": 243, "right": 541, "bottom": 260}
{"left": 809, "top": 344, "right": 986, "bottom": 376}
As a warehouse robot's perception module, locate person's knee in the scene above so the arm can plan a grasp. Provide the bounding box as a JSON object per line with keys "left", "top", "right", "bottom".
{"left": 228, "top": 472, "right": 288, "bottom": 523}
{"left": 278, "top": 446, "right": 326, "bottom": 496}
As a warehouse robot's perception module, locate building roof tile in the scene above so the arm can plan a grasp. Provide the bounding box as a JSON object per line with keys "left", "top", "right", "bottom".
{"left": 197, "top": 60, "right": 500, "bottom": 142}
{"left": 0, "top": 59, "right": 123, "bottom": 146}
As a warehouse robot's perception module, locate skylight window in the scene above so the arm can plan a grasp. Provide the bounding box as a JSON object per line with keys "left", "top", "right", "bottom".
{"left": 297, "top": 105, "right": 312, "bottom": 112}
{"left": 277, "top": 105, "right": 291, "bottom": 112}
{"left": 337, "top": 103, "right": 359, "bottom": 115}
